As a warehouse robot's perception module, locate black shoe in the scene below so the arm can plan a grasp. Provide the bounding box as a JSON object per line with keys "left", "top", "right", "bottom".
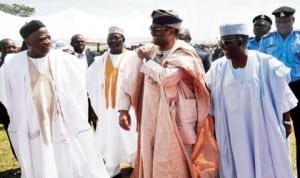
{"left": 120, "top": 167, "right": 133, "bottom": 178}
{"left": 13, "top": 169, "right": 21, "bottom": 176}
{"left": 112, "top": 173, "right": 122, "bottom": 178}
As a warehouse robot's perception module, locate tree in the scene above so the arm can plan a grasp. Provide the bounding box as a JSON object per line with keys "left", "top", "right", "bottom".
{"left": 0, "top": 3, "right": 35, "bottom": 17}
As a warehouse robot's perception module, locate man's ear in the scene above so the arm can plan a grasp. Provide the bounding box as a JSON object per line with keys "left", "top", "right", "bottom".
{"left": 24, "top": 39, "right": 30, "bottom": 47}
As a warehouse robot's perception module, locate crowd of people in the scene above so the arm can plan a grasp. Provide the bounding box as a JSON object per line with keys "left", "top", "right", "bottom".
{"left": 0, "top": 5, "right": 299, "bottom": 178}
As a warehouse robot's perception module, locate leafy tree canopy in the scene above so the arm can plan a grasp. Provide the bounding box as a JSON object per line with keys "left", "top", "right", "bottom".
{"left": 0, "top": 3, "right": 35, "bottom": 17}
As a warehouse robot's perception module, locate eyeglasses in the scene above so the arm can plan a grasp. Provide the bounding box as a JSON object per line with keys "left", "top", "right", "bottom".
{"left": 220, "top": 38, "right": 237, "bottom": 47}
{"left": 107, "top": 34, "right": 123, "bottom": 41}
{"left": 149, "top": 26, "right": 169, "bottom": 34}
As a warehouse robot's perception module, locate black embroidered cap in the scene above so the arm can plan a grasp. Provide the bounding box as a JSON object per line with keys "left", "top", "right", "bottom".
{"left": 151, "top": 9, "right": 182, "bottom": 29}
{"left": 20, "top": 20, "right": 45, "bottom": 39}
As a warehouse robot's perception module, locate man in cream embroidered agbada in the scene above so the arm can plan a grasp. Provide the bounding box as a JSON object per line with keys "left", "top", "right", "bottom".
{"left": 0, "top": 20, "right": 109, "bottom": 178}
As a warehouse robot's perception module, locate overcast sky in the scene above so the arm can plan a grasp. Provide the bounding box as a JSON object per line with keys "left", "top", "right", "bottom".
{"left": 2, "top": 0, "right": 300, "bottom": 42}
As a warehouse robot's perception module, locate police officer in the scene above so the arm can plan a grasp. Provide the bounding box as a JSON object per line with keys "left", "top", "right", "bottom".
{"left": 247, "top": 14, "right": 272, "bottom": 49}
{"left": 259, "top": 6, "right": 300, "bottom": 176}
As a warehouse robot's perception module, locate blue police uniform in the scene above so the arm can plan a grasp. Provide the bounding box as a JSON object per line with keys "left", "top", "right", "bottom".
{"left": 248, "top": 14, "right": 272, "bottom": 50}
{"left": 259, "top": 30, "right": 300, "bottom": 82}
{"left": 247, "top": 37, "right": 259, "bottom": 50}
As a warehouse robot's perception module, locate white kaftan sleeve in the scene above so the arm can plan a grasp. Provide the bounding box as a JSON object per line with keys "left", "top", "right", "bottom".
{"left": 118, "top": 92, "right": 131, "bottom": 111}
{"left": 273, "top": 63, "right": 298, "bottom": 113}
{"left": 283, "top": 84, "right": 298, "bottom": 113}
{"left": 0, "top": 63, "right": 10, "bottom": 114}
{"left": 205, "top": 68, "right": 215, "bottom": 115}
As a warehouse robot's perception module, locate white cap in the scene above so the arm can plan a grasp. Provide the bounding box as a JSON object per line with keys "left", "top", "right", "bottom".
{"left": 54, "top": 40, "right": 69, "bottom": 50}
{"left": 108, "top": 26, "right": 124, "bottom": 36}
{"left": 219, "top": 23, "right": 248, "bottom": 37}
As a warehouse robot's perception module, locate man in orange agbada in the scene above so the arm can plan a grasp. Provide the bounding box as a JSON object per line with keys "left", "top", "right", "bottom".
{"left": 117, "top": 9, "right": 219, "bottom": 178}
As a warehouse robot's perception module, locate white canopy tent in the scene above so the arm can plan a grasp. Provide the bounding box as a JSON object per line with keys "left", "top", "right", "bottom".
{"left": 0, "top": 8, "right": 151, "bottom": 46}
{"left": 30, "top": 9, "right": 110, "bottom": 42}
{"left": 0, "top": 11, "right": 28, "bottom": 43}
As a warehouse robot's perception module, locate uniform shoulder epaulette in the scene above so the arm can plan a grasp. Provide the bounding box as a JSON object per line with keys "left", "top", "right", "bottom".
{"left": 261, "top": 31, "right": 275, "bottom": 39}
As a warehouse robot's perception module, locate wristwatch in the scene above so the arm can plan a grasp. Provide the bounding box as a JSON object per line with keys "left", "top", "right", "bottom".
{"left": 283, "top": 120, "right": 293, "bottom": 126}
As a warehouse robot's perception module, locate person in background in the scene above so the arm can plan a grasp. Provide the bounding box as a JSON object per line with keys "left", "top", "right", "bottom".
{"left": 70, "top": 34, "right": 95, "bottom": 70}
{"left": 259, "top": 5, "right": 300, "bottom": 176}
{"left": 0, "top": 38, "right": 17, "bottom": 66}
{"left": 118, "top": 9, "right": 219, "bottom": 178}
{"left": 207, "top": 22, "right": 297, "bottom": 178}
{"left": 70, "top": 34, "right": 98, "bottom": 129}
{"left": 53, "top": 40, "right": 71, "bottom": 53}
{"left": 87, "top": 26, "right": 137, "bottom": 178}
{"left": 0, "top": 20, "right": 109, "bottom": 178}
{"left": 0, "top": 38, "right": 18, "bottom": 165}
{"left": 177, "top": 27, "right": 211, "bottom": 72}
{"left": 247, "top": 14, "right": 272, "bottom": 50}
{"left": 212, "top": 44, "right": 223, "bottom": 61}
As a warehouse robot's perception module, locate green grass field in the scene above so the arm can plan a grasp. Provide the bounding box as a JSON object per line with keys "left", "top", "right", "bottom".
{"left": 0, "top": 126, "right": 20, "bottom": 178}
{"left": 291, "top": 131, "right": 297, "bottom": 176}
{"left": 0, "top": 125, "right": 298, "bottom": 177}
{"left": 0, "top": 127, "right": 19, "bottom": 171}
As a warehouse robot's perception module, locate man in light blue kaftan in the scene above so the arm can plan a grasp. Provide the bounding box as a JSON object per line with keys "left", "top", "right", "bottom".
{"left": 206, "top": 23, "right": 298, "bottom": 178}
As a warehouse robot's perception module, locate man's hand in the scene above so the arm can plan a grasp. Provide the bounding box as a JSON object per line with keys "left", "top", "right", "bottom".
{"left": 283, "top": 112, "right": 293, "bottom": 138}
{"left": 137, "top": 45, "right": 155, "bottom": 60}
{"left": 119, "top": 110, "right": 131, "bottom": 131}
{"left": 284, "top": 122, "right": 293, "bottom": 138}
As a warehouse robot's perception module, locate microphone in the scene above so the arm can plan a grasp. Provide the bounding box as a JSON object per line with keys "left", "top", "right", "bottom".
{"left": 157, "top": 52, "right": 163, "bottom": 58}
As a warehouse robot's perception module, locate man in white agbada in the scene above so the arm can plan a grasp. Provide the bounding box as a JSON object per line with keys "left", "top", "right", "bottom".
{"left": 206, "top": 23, "right": 298, "bottom": 178}
{"left": 87, "top": 26, "right": 137, "bottom": 177}
{"left": 0, "top": 20, "right": 109, "bottom": 178}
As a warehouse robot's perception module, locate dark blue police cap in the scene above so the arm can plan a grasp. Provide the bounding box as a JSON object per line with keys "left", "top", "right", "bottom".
{"left": 253, "top": 14, "right": 272, "bottom": 25}
{"left": 272, "top": 6, "right": 295, "bottom": 17}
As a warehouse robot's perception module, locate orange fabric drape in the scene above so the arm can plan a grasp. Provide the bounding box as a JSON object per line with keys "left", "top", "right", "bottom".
{"left": 104, "top": 52, "right": 125, "bottom": 109}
